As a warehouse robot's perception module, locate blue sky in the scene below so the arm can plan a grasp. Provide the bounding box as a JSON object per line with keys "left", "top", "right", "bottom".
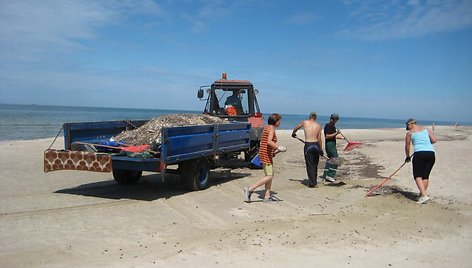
{"left": 1, "top": 0, "right": 471, "bottom": 122}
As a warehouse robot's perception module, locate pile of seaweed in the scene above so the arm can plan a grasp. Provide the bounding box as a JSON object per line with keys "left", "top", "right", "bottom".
{"left": 113, "top": 114, "right": 227, "bottom": 145}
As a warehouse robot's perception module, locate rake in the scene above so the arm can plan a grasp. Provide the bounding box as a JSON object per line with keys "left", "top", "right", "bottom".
{"left": 365, "top": 158, "right": 411, "bottom": 197}
{"left": 292, "top": 136, "right": 341, "bottom": 165}
{"left": 338, "top": 130, "right": 362, "bottom": 151}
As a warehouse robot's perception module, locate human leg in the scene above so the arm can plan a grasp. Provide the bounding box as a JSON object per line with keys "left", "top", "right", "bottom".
{"left": 412, "top": 152, "right": 428, "bottom": 197}
{"left": 245, "top": 175, "right": 272, "bottom": 202}
{"left": 423, "top": 179, "right": 429, "bottom": 191}
{"left": 249, "top": 175, "right": 272, "bottom": 192}
{"left": 264, "top": 178, "right": 272, "bottom": 199}
{"left": 304, "top": 143, "right": 318, "bottom": 187}
{"left": 415, "top": 177, "right": 427, "bottom": 197}
{"left": 422, "top": 152, "right": 435, "bottom": 192}
{"left": 324, "top": 141, "right": 338, "bottom": 180}
{"left": 313, "top": 151, "right": 320, "bottom": 185}
{"left": 247, "top": 163, "right": 274, "bottom": 200}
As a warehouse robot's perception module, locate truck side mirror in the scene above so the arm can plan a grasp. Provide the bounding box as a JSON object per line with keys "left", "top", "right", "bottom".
{"left": 254, "top": 89, "right": 259, "bottom": 94}
{"left": 197, "top": 89, "right": 204, "bottom": 99}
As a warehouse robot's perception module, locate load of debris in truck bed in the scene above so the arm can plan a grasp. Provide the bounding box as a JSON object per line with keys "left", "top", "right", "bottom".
{"left": 113, "top": 114, "right": 227, "bottom": 146}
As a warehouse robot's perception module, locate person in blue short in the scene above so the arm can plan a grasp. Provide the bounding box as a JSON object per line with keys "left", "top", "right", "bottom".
{"left": 404, "top": 118, "right": 437, "bottom": 204}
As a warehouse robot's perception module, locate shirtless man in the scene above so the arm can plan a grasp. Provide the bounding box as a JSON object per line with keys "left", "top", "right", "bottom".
{"left": 291, "top": 112, "right": 323, "bottom": 188}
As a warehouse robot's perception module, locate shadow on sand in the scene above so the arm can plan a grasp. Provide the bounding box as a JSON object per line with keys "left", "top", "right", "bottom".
{"left": 289, "top": 178, "right": 346, "bottom": 188}
{"left": 367, "top": 185, "right": 418, "bottom": 201}
{"left": 390, "top": 187, "right": 418, "bottom": 201}
{"left": 55, "top": 170, "right": 250, "bottom": 201}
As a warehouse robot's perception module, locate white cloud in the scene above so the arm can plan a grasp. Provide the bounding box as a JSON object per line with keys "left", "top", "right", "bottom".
{"left": 179, "top": 0, "right": 268, "bottom": 33}
{"left": 0, "top": 0, "right": 162, "bottom": 60}
{"left": 180, "top": 0, "right": 232, "bottom": 33}
{"left": 341, "top": 0, "right": 472, "bottom": 41}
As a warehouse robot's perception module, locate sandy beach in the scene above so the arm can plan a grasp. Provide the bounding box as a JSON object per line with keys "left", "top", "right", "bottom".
{"left": 0, "top": 126, "right": 471, "bottom": 267}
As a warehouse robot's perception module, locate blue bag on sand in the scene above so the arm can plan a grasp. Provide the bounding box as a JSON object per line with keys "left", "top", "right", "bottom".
{"left": 251, "top": 154, "right": 262, "bottom": 167}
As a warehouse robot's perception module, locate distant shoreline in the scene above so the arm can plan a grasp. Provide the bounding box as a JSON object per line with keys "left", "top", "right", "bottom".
{"left": 1, "top": 103, "right": 467, "bottom": 125}
{"left": 0, "top": 103, "right": 468, "bottom": 141}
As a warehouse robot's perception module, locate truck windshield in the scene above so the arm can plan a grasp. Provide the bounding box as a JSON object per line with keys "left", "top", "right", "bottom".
{"left": 214, "top": 88, "right": 249, "bottom": 115}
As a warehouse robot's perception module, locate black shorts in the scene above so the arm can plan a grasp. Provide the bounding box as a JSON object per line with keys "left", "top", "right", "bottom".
{"left": 412, "top": 151, "right": 435, "bottom": 180}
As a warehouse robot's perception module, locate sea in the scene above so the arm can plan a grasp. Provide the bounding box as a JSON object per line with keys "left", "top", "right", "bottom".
{"left": 0, "top": 104, "right": 461, "bottom": 141}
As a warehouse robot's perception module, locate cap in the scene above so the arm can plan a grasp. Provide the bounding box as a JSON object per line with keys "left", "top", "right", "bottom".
{"left": 405, "top": 118, "right": 416, "bottom": 130}
{"left": 309, "top": 112, "right": 317, "bottom": 119}
{"left": 330, "top": 113, "right": 339, "bottom": 120}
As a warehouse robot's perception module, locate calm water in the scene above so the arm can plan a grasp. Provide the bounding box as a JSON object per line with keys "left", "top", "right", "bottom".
{"left": 0, "top": 104, "right": 458, "bottom": 141}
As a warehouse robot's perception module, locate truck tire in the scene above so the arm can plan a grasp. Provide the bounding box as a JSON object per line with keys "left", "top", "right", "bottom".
{"left": 112, "top": 169, "right": 142, "bottom": 184}
{"left": 179, "top": 158, "right": 210, "bottom": 191}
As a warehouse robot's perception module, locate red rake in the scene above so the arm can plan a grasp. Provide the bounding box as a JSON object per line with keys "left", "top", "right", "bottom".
{"left": 338, "top": 131, "right": 362, "bottom": 151}
{"left": 344, "top": 141, "right": 362, "bottom": 151}
{"left": 365, "top": 160, "right": 409, "bottom": 197}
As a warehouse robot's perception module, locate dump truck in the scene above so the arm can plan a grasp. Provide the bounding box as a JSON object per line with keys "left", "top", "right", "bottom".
{"left": 44, "top": 74, "right": 264, "bottom": 190}
{"left": 44, "top": 120, "right": 251, "bottom": 190}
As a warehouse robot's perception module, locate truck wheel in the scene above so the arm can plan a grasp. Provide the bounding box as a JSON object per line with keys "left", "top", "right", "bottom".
{"left": 179, "top": 159, "right": 210, "bottom": 191}
{"left": 112, "top": 169, "right": 142, "bottom": 184}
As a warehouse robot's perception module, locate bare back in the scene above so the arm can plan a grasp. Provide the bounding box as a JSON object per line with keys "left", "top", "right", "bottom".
{"left": 302, "top": 120, "right": 321, "bottom": 142}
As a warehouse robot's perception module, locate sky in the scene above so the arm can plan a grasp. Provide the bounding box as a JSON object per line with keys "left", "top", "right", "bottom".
{"left": 0, "top": 0, "right": 471, "bottom": 122}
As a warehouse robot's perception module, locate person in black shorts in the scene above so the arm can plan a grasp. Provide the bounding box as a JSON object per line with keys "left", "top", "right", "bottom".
{"left": 405, "top": 118, "right": 437, "bottom": 204}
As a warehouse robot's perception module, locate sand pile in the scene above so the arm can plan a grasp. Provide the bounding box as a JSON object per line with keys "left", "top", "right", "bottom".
{"left": 113, "top": 114, "right": 227, "bottom": 145}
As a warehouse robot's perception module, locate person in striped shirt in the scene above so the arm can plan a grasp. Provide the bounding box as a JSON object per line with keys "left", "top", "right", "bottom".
{"left": 244, "top": 113, "right": 286, "bottom": 203}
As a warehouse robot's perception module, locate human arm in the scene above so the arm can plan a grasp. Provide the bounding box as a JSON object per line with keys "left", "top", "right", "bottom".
{"left": 427, "top": 128, "right": 437, "bottom": 144}
{"left": 325, "top": 129, "right": 341, "bottom": 139}
{"left": 404, "top": 132, "right": 412, "bottom": 162}
{"left": 292, "top": 122, "right": 303, "bottom": 138}
{"left": 317, "top": 129, "right": 323, "bottom": 155}
{"left": 266, "top": 127, "right": 278, "bottom": 150}
{"left": 267, "top": 127, "right": 286, "bottom": 154}
{"left": 336, "top": 129, "right": 346, "bottom": 140}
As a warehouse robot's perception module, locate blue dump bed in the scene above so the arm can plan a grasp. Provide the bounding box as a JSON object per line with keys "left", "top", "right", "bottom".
{"left": 63, "top": 120, "right": 251, "bottom": 172}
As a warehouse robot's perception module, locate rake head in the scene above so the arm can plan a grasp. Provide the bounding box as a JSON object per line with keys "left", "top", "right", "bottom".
{"left": 344, "top": 141, "right": 362, "bottom": 151}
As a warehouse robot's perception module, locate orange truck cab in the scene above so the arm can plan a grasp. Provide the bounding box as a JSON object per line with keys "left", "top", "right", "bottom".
{"left": 198, "top": 73, "right": 264, "bottom": 161}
